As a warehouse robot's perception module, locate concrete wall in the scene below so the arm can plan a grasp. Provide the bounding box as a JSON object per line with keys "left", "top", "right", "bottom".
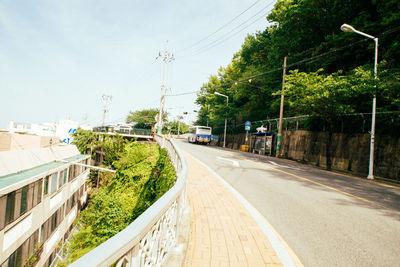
{"left": 215, "top": 130, "right": 400, "bottom": 182}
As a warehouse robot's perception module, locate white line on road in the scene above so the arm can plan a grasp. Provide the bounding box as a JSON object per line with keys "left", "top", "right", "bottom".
{"left": 268, "top": 160, "right": 280, "bottom": 166}
{"left": 217, "top": 157, "right": 240, "bottom": 167}
{"left": 268, "top": 160, "right": 301, "bottom": 171}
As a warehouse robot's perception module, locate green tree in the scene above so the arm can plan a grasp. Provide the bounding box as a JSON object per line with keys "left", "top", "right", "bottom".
{"left": 71, "top": 128, "right": 96, "bottom": 155}
{"left": 164, "top": 120, "right": 189, "bottom": 134}
{"left": 126, "top": 108, "right": 168, "bottom": 129}
{"left": 195, "top": 0, "right": 400, "bottom": 137}
{"left": 100, "top": 135, "right": 127, "bottom": 168}
{"left": 281, "top": 65, "right": 400, "bottom": 168}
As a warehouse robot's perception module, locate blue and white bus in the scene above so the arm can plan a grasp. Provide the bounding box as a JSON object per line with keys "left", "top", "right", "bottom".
{"left": 188, "top": 126, "right": 212, "bottom": 144}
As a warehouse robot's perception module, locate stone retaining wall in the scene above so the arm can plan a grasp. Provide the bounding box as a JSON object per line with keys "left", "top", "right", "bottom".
{"left": 214, "top": 130, "right": 400, "bottom": 182}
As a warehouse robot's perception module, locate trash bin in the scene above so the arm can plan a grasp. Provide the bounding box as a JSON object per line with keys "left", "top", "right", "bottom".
{"left": 241, "top": 145, "right": 249, "bottom": 152}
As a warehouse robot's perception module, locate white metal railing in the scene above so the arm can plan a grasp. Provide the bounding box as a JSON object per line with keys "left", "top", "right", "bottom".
{"left": 69, "top": 135, "right": 187, "bottom": 266}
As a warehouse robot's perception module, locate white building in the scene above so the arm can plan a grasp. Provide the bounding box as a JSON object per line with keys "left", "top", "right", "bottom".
{"left": 8, "top": 122, "right": 57, "bottom": 137}
{"left": 8, "top": 120, "right": 93, "bottom": 145}
{"left": 0, "top": 134, "right": 90, "bottom": 267}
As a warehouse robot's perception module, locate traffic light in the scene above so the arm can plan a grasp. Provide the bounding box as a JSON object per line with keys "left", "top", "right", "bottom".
{"left": 183, "top": 112, "right": 188, "bottom": 115}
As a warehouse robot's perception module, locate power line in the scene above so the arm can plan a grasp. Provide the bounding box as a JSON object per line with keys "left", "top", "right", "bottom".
{"left": 166, "top": 90, "right": 199, "bottom": 97}
{"left": 189, "top": 3, "right": 274, "bottom": 56}
{"left": 170, "top": 26, "right": 400, "bottom": 98}
{"left": 211, "top": 111, "right": 400, "bottom": 130}
{"left": 176, "top": 0, "right": 264, "bottom": 54}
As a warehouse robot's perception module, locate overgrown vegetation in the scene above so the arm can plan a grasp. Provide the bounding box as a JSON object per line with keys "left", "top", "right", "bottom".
{"left": 195, "top": 0, "right": 400, "bottom": 136}
{"left": 64, "top": 130, "right": 176, "bottom": 264}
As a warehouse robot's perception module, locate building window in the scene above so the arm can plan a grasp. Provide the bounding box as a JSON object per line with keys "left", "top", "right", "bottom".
{"left": 20, "top": 185, "right": 29, "bottom": 215}
{"left": 34, "top": 179, "right": 42, "bottom": 206}
{"left": 1, "top": 229, "right": 39, "bottom": 267}
{"left": 1, "top": 179, "right": 45, "bottom": 229}
{"left": 6, "top": 244, "right": 22, "bottom": 267}
{"left": 63, "top": 168, "right": 68, "bottom": 184}
{"left": 49, "top": 173, "right": 58, "bottom": 194}
{"left": 68, "top": 165, "right": 75, "bottom": 181}
{"left": 74, "top": 164, "right": 80, "bottom": 179}
{"left": 44, "top": 176, "right": 49, "bottom": 195}
{"left": 0, "top": 195, "right": 6, "bottom": 230}
{"left": 28, "top": 183, "right": 34, "bottom": 211}
{"left": 40, "top": 204, "right": 66, "bottom": 245}
{"left": 40, "top": 222, "right": 47, "bottom": 244}
{"left": 5, "top": 191, "right": 15, "bottom": 225}
{"left": 58, "top": 170, "right": 64, "bottom": 189}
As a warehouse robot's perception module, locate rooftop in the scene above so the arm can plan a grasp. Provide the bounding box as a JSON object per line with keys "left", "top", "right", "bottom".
{"left": 0, "top": 154, "right": 89, "bottom": 191}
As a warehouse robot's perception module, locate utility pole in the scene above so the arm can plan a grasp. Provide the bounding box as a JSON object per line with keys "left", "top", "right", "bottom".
{"left": 207, "top": 104, "right": 210, "bottom": 127}
{"left": 276, "top": 56, "right": 287, "bottom": 157}
{"left": 214, "top": 92, "right": 228, "bottom": 148}
{"left": 178, "top": 116, "right": 181, "bottom": 136}
{"left": 83, "top": 114, "right": 88, "bottom": 125}
{"left": 156, "top": 49, "right": 174, "bottom": 134}
{"left": 102, "top": 94, "right": 112, "bottom": 127}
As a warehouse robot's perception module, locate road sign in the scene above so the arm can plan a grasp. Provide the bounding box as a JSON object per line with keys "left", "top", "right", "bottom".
{"left": 245, "top": 121, "right": 251, "bottom": 131}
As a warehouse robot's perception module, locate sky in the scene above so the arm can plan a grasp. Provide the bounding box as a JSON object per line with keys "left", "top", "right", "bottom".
{"left": 0, "top": 0, "right": 274, "bottom": 128}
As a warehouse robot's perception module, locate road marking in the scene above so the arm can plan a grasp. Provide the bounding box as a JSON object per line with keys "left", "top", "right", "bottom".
{"left": 268, "top": 160, "right": 280, "bottom": 166}
{"left": 270, "top": 167, "right": 400, "bottom": 215}
{"left": 268, "top": 160, "right": 302, "bottom": 171}
{"left": 216, "top": 156, "right": 240, "bottom": 167}
{"left": 188, "top": 153, "right": 303, "bottom": 267}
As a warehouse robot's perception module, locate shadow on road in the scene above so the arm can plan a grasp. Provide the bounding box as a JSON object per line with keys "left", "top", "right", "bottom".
{"left": 179, "top": 140, "right": 400, "bottom": 221}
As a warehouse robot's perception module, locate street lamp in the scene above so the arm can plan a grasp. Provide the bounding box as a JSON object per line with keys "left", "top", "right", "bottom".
{"left": 341, "top": 23, "right": 378, "bottom": 179}
{"left": 214, "top": 92, "right": 228, "bottom": 148}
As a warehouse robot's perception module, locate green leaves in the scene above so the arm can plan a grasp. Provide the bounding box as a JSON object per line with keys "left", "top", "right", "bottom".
{"left": 126, "top": 108, "right": 168, "bottom": 128}
{"left": 64, "top": 141, "right": 176, "bottom": 264}
{"left": 284, "top": 69, "right": 356, "bottom": 122}
{"left": 195, "top": 0, "right": 400, "bottom": 135}
{"left": 72, "top": 128, "right": 96, "bottom": 155}
{"left": 163, "top": 120, "right": 189, "bottom": 134}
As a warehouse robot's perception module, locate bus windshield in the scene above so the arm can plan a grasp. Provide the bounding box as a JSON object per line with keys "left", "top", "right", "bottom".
{"left": 197, "top": 127, "right": 211, "bottom": 135}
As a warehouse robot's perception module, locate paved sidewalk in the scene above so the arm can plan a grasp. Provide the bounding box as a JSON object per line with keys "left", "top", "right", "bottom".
{"left": 184, "top": 152, "right": 283, "bottom": 267}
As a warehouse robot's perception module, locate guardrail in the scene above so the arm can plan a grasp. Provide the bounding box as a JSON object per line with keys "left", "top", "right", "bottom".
{"left": 70, "top": 135, "right": 187, "bottom": 267}
{"left": 93, "top": 127, "right": 153, "bottom": 136}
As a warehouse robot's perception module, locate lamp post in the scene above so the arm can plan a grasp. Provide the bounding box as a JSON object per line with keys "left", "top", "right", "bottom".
{"left": 341, "top": 23, "right": 378, "bottom": 179}
{"left": 214, "top": 92, "right": 228, "bottom": 148}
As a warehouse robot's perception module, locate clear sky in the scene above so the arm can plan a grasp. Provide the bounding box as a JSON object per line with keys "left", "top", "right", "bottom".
{"left": 0, "top": 0, "right": 274, "bottom": 128}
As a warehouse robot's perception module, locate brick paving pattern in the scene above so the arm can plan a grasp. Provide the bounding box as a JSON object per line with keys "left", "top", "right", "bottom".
{"left": 184, "top": 153, "right": 283, "bottom": 267}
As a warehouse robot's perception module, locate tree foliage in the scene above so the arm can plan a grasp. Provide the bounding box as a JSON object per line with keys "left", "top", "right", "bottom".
{"left": 195, "top": 0, "right": 400, "bottom": 136}
{"left": 71, "top": 128, "right": 96, "bottom": 155}
{"left": 63, "top": 132, "right": 176, "bottom": 264}
{"left": 164, "top": 120, "right": 189, "bottom": 134}
{"left": 126, "top": 108, "right": 168, "bottom": 129}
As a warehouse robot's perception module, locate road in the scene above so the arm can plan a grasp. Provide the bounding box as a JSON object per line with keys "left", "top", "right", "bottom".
{"left": 175, "top": 139, "right": 400, "bottom": 267}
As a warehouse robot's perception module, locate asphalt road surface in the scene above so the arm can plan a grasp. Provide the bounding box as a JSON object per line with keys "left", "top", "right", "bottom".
{"left": 175, "top": 139, "right": 400, "bottom": 267}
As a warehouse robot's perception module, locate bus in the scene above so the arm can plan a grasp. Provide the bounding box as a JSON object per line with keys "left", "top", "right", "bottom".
{"left": 188, "top": 126, "right": 212, "bottom": 144}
